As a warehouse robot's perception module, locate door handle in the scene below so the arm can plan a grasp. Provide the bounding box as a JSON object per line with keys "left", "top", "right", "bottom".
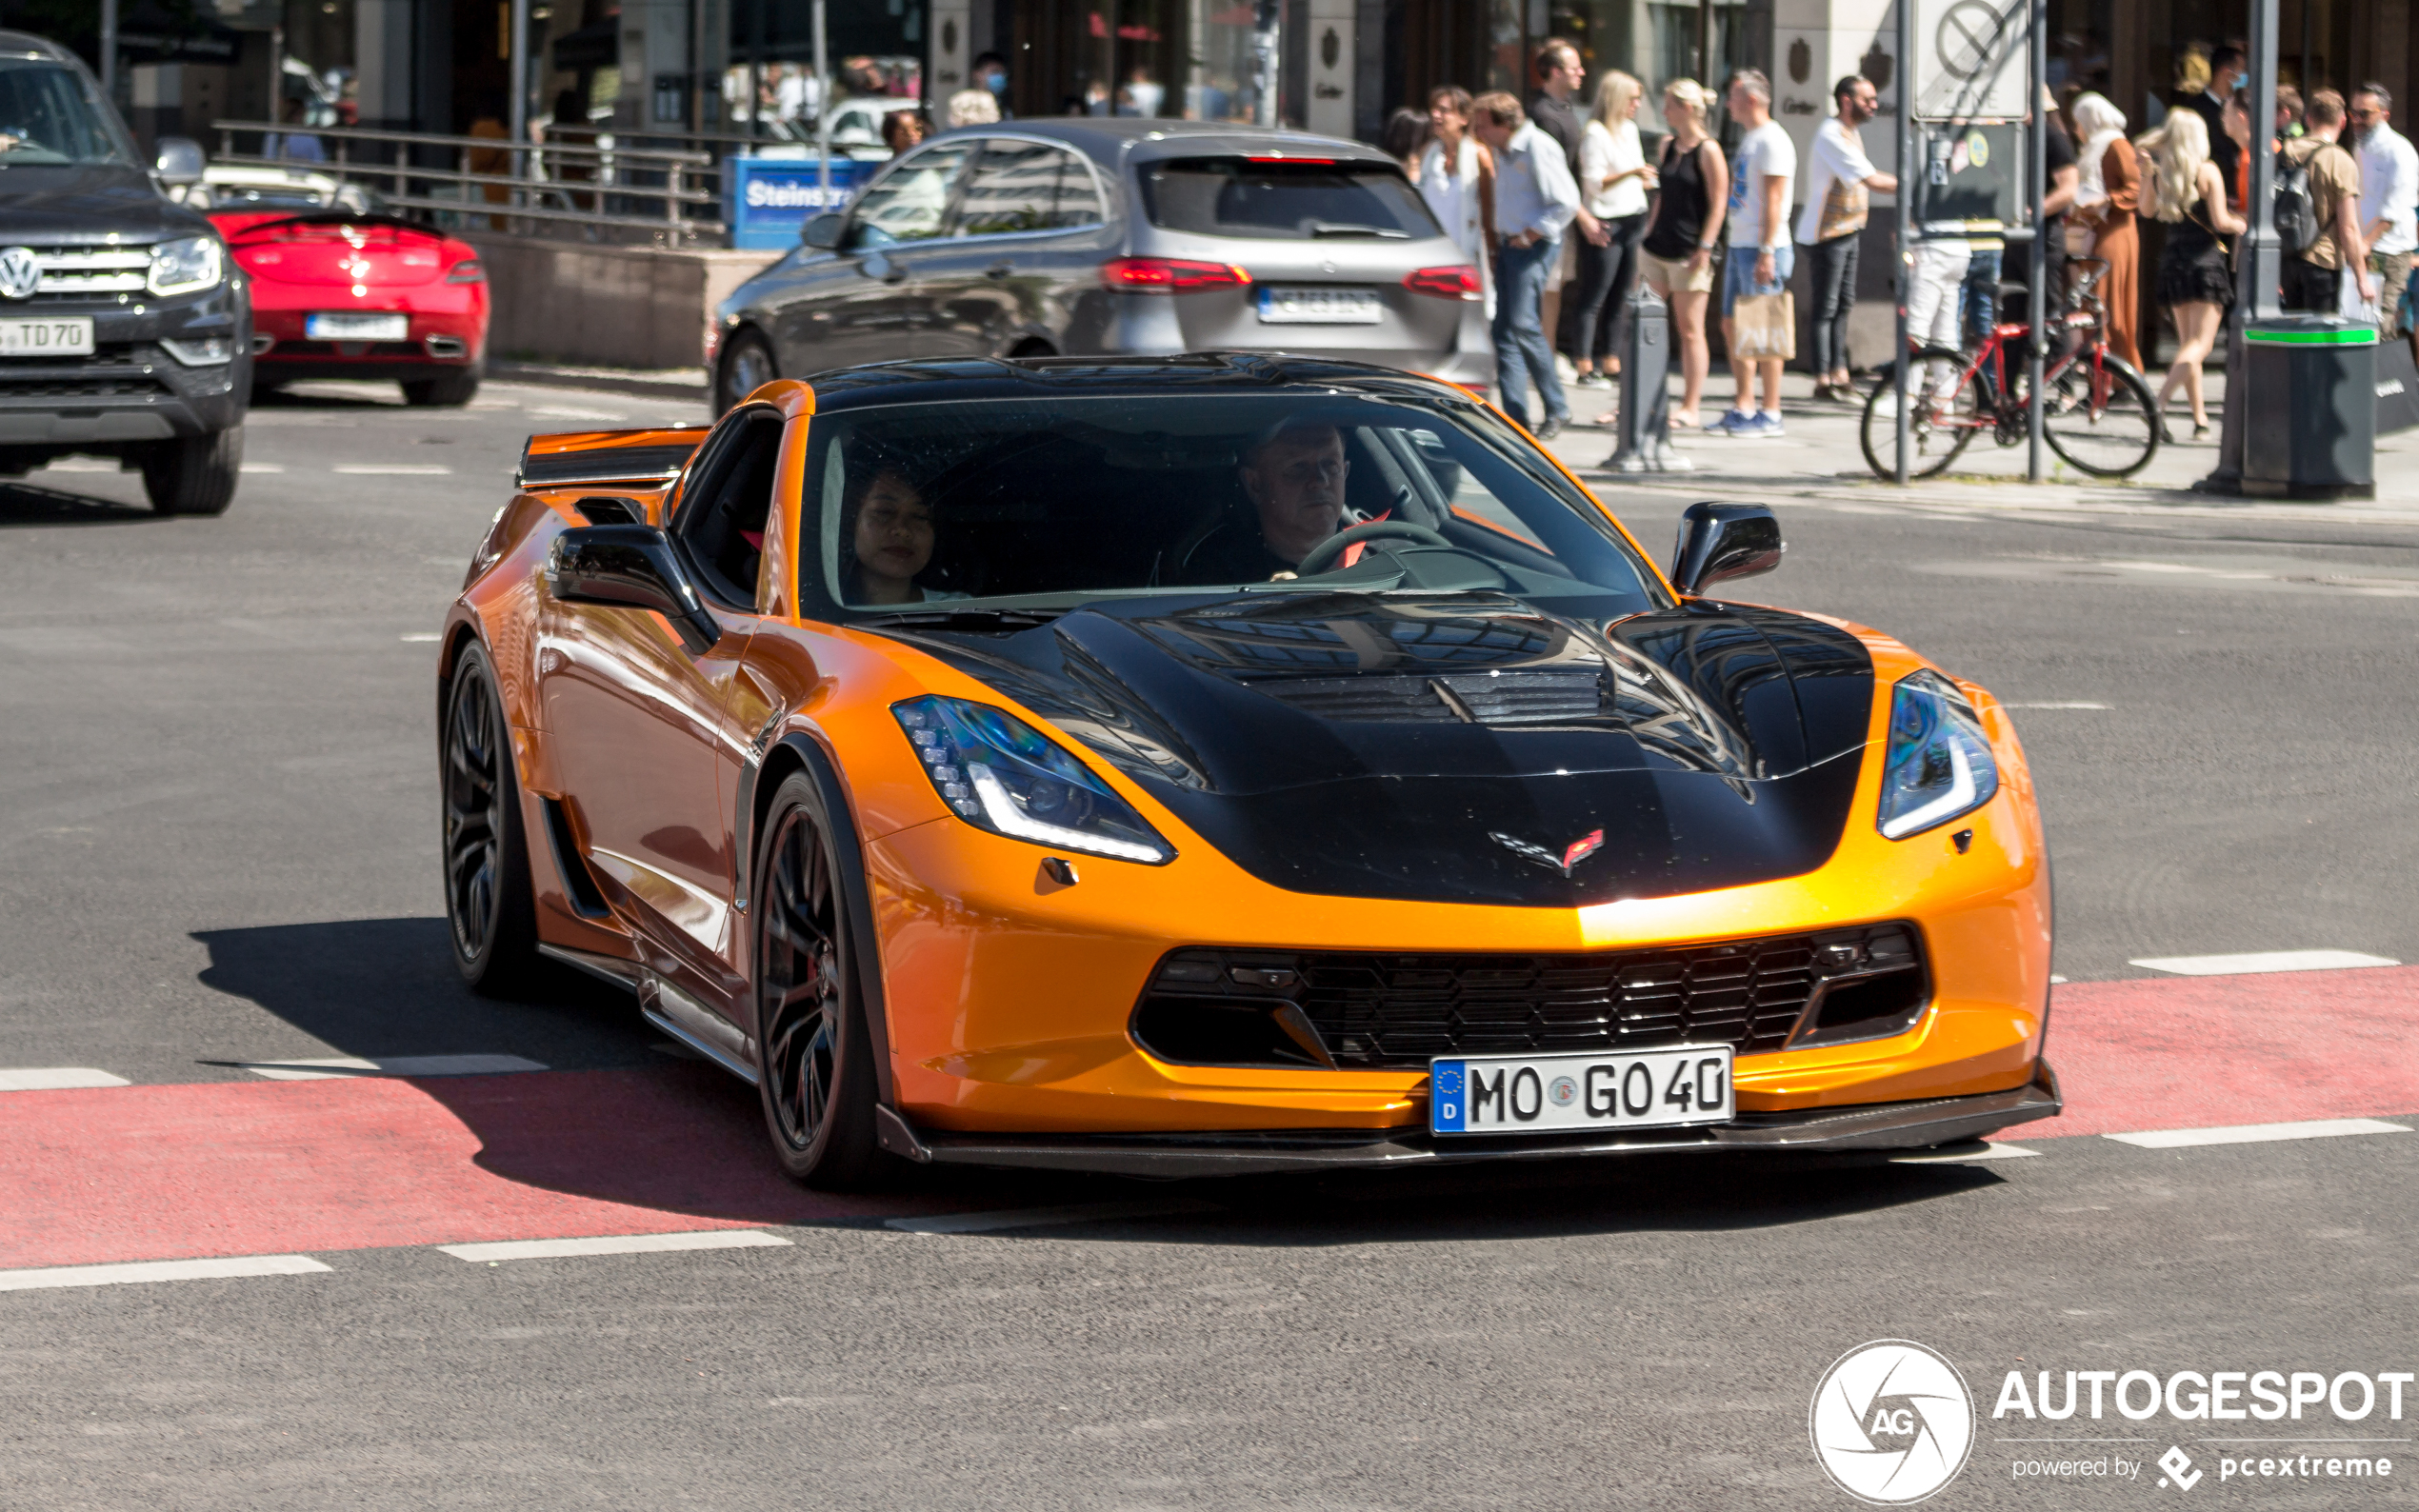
{"left": 984, "top": 261, "right": 1014, "bottom": 280}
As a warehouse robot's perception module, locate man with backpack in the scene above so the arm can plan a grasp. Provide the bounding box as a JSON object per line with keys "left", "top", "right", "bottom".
{"left": 2275, "top": 90, "right": 2374, "bottom": 312}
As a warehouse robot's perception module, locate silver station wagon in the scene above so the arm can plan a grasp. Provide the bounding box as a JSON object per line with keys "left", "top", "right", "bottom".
{"left": 708, "top": 118, "right": 1492, "bottom": 410}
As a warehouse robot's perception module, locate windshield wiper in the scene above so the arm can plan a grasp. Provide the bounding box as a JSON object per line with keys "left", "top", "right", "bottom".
{"left": 1309, "top": 222, "right": 1409, "bottom": 239}
{"left": 860, "top": 607, "right": 1065, "bottom": 631}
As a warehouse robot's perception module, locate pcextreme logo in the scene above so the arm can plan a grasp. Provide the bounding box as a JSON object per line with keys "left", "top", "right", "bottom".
{"left": 1811, "top": 1340, "right": 1976, "bottom": 1503}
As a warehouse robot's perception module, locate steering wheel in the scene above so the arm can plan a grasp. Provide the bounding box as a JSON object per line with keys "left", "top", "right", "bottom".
{"left": 1296, "top": 519, "right": 1453, "bottom": 575}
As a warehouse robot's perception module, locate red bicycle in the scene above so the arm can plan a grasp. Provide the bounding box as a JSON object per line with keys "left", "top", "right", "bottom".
{"left": 1860, "top": 259, "right": 2162, "bottom": 480}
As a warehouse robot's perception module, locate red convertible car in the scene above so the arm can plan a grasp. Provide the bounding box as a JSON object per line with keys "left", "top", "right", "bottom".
{"left": 210, "top": 211, "right": 489, "bottom": 406}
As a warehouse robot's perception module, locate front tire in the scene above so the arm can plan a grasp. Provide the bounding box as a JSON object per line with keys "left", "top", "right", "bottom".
{"left": 752, "top": 771, "right": 892, "bottom": 1189}
{"left": 442, "top": 642, "right": 542, "bottom": 994}
{"left": 141, "top": 428, "right": 242, "bottom": 515}
{"left": 404, "top": 366, "right": 483, "bottom": 407}
{"left": 716, "top": 329, "right": 777, "bottom": 413}
{"left": 2042, "top": 354, "right": 2160, "bottom": 477}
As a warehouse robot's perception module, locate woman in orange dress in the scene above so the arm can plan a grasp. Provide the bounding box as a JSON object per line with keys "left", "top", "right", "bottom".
{"left": 2069, "top": 92, "right": 2143, "bottom": 369}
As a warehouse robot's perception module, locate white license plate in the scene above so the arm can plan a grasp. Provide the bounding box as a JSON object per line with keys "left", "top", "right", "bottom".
{"left": 1430, "top": 1045, "right": 1734, "bottom": 1136}
{"left": 306, "top": 311, "right": 409, "bottom": 342}
{"left": 0, "top": 317, "right": 95, "bottom": 357}
{"left": 1257, "top": 286, "right": 1384, "bottom": 325}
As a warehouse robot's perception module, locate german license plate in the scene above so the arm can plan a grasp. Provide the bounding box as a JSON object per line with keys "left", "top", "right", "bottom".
{"left": 1430, "top": 1045, "right": 1734, "bottom": 1135}
{"left": 306, "top": 311, "right": 408, "bottom": 341}
{"left": 1257, "top": 286, "right": 1383, "bottom": 325}
{"left": 0, "top": 316, "right": 94, "bottom": 357}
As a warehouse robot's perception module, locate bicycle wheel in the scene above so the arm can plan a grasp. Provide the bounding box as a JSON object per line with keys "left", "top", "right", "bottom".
{"left": 1860, "top": 349, "right": 1986, "bottom": 481}
{"left": 2042, "top": 351, "right": 2161, "bottom": 477}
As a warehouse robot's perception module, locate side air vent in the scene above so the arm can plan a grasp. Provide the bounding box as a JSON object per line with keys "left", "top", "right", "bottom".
{"left": 539, "top": 797, "right": 611, "bottom": 919}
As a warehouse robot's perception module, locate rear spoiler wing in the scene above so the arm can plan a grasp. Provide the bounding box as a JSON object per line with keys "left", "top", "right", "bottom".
{"left": 516, "top": 426, "right": 710, "bottom": 491}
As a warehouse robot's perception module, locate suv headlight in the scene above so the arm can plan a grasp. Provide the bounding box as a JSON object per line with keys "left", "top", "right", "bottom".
{"left": 1876, "top": 669, "right": 2000, "bottom": 840}
{"left": 893, "top": 696, "right": 1174, "bottom": 864}
{"left": 149, "top": 235, "right": 225, "bottom": 296}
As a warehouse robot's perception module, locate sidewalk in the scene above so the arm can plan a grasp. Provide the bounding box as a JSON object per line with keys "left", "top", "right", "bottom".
{"left": 1542, "top": 369, "right": 2419, "bottom": 527}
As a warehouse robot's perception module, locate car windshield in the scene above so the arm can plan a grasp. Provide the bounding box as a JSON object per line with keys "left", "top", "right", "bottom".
{"left": 0, "top": 57, "right": 137, "bottom": 167}
{"left": 1137, "top": 157, "right": 1441, "bottom": 240}
{"left": 804, "top": 391, "right": 1667, "bottom": 620}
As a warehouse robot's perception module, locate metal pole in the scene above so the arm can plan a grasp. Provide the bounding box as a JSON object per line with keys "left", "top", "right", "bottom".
{"left": 1696, "top": 0, "right": 1712, "bottom": 87}
{"left": 508, "top": 0, "right": 530, "bottom": 155}
{"left": 1252, "top": 0, "right": 1280, "bottom": 128}
{"left": 99, "top": 0, "right": 118, "bottom": 97}
{"left": 2201, "top": 0, "right": 2281, "bottom": 490}
{"left": 690, "top": 0, "right": 706, "bottom": 136}
{"left": 1893, "top": 0, "right": 1913, "bottom": 486}
{"left": 813, "top": 0, "right": 830, "bottom": 205}
{"left": 2026, "top": 0, "right": 2046, "bottom": 481}
{"left": 749, "top": 0, "right": 767, "bottom": 140}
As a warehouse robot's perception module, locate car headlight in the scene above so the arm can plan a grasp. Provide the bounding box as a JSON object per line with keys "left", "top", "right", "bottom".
{"left": 893, "top": 696, "right": 1174, "bottom": 865}
{"left": 1876, "top": 669, "right": 2000, "bottom": 840}
{"left": 149, "top": 235, "right": 225, "bottom": 296}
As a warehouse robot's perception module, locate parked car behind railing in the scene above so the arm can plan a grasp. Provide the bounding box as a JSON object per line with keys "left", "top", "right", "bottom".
{"left": 708, "top": 119, "right": 1493, "bottom": 411}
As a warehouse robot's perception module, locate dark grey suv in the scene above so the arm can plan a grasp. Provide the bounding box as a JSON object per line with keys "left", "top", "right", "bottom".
{"left": 710, "top": 119, "right": 1490, "bottom": 411}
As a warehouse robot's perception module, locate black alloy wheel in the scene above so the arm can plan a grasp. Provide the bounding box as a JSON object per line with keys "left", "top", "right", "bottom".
{"left": 753, "top": 771, "right": 890, "bottom": 1188}
{"left": 442, "top": 642, "right": 540, "bottom": 992}
{"left": 718, "top": 330, "right": 777, "bottom": 414}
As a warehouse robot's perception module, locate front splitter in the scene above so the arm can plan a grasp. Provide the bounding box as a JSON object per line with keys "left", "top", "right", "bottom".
{"left": 875, "top": 1061, "right": 2063, "bottom": 1179}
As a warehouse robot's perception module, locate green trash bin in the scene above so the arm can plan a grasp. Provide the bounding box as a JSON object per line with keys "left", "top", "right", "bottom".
{"left": 2242, "top": 316, "right": 2376, "bottom": 500}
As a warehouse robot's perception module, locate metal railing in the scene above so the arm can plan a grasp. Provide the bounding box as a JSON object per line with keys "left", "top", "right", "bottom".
{"left": 210, "top": 121, "right": 727, "bottom": 244}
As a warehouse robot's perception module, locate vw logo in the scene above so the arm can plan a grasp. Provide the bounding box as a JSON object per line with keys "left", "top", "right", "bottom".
{"left": 1809, "top": 1340, "right": 1974, "bottom": 1503}
{"left": 0, "top": 247, "right": 39, "bottom": 301}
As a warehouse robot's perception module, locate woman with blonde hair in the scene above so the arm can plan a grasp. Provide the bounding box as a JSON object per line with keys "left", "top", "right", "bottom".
{"left": 2138, "top": 109, "right": 2244, "bottom": 438}
{"left": 2069, "top": 91, "right": 2143, "bottom": 369}
{"left": 1617, "top": 78, "right": 1727, "bottom": 428}
{"left": 1571, "top": 70, "right": 1652, "bottom": 386}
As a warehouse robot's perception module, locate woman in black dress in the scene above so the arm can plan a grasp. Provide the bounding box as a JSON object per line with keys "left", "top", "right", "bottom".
{"left": 2144, "top": 109, "right": 2245, "bottom": 438}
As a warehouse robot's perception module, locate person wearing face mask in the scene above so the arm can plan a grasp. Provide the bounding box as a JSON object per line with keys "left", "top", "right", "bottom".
{"left": 971, "top": 52, "right": 1013, "bottom": 118}
{"left": 2349, "top": 85, "right": 2417, "bottom": 339}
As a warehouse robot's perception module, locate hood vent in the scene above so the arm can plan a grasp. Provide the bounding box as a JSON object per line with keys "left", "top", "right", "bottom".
{"left": 1247, "top": 667, "right": 1605, "bottom": 726}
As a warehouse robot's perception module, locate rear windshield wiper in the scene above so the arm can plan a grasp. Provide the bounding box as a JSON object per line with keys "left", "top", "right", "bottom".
{"left": 1309, "top": 222, "right": 1409, "bottom": 239}
{"left": 859, "top": 607, "right": 1064, "bottom": 631}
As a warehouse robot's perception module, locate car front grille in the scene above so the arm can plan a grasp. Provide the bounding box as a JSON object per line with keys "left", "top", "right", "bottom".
{"left": 0, "top": 348, "right": 170, "bottom": 399}
{"left": 8, "top": 246, "right": 150, "bottom": 301}
{"left": 1135, "top": 924, "right": 1927, "bottom": 1070}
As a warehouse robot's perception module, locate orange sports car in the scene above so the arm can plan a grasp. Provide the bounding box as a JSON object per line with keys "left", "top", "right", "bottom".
{"left": 437, "top": 355, "right": 2058, "bottom": 1187}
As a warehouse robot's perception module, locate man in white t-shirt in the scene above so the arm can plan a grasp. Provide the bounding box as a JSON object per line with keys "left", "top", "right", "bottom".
{"left": 2351, "top": 84, "right": 2418, "bottom": 343}
{"left": 1795, "top": 75, "right": 1898, "bottom": 402}
{"left": 1719, "top": 70, "right": 1796, "bottom": 436}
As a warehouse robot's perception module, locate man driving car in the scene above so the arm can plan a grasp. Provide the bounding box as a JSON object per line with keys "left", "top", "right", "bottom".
{"left": 1177, "top": 422, "right": 1353, "bottom": 583}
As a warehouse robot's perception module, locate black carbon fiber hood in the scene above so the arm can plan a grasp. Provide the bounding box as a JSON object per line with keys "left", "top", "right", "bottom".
{"left": 881, "top": 592, "right": 1875, "bottom": 905}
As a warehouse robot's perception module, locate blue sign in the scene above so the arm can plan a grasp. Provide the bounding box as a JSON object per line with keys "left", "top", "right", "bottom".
{"left": 723, "top": 157, "right": 873, "bottom": 249}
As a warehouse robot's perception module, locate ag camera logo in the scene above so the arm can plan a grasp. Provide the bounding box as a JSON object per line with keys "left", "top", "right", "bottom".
{"left": 1811, "top": 1340, "right": 1975, "bottom": 1503}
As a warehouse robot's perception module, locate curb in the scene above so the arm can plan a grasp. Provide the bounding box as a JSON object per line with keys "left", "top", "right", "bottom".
{"left": 490, "top": 362, "right": 710, "bottom": 405}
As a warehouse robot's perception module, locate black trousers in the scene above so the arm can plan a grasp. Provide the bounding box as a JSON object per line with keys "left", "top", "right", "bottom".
{"left": 2280, "top": 257, "right": 2341, "bottom": 312}
{"left": 1570, "top": 213, "right": 1647, "bottom": 366}
{"left": 1809, "top": 231, "right": 1860, "bottom": 375}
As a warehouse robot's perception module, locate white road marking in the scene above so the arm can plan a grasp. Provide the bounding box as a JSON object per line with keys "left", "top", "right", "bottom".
{"left": 887, "top": 1199, "right": 1222, "bottom": 1235}
{"left": 239, "top": 462, "right": 287, "bottom": 473}
{"left": 0, "top": 1254, "right": 330, "bottom": 1293}
{"left": 1889, "top": 1142, "right": 2042, "bottom": 1164}
{"left": 2049, "top": 974, "right": 2069, "bottom": 984}
{"left": 438, "top": 1230, "right": 791, "bottom": 1263}
{"left": 2104, "top": 1118, "right": 2412, "bottom": 1149}
{"left": 2004, "top": 701, "right": 2110, "bottom": 709}
{"left": 0, "top": 1067, "right": 130, "bottom": 1091}
{"left": 38, "top": 458, "right": 116, "bottom": 472}
{"left": 2129, "top": 950, "right": 2400, "bottom": 976}
{"left": 398, "top": 632, "right": 441, "bottom": 642}
{"left": 331, "top": 464, "right": 453, "bottom": 475}
{"left": 530, "top": 406, "right": 629, "bottom": 421}
{"left": 236, "top": 1054, "right": 549, "bottom": 1081}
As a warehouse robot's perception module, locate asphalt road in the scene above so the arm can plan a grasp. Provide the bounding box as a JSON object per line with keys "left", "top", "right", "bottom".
{"left": 3, "top": 378, "right": 2415, "bottom": 1509}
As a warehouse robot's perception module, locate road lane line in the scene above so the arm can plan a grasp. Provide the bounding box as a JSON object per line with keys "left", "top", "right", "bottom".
{"left": 0, "top": 1068, "right": 130, "bottom": 1091}
{"left": 888, "top": 1200, "right": 1221, "bottom": 1235}
{"left": 2129, "top": 950, "right": 2400, "bottom": 976}
{"left": 438, "top": 1231, "right": 791, "bottom": 1262}
{"left": 2003, "top": 702, "right": 2110, "bottom": 709}
{"left": 233, "top": 1054, "right": 549, "bottom": 1081}
{"left": 399, "top": 632, "right": 441, "bottom": 642}
{"left": 2103, "top": 1118, "right": 2411, "bottom": 1149}
{"left": 0, "top": 1255, "right": 330, "bottom": 1293}
{"left": 331, "top": 464, "right": 453, "bottom": 475}
{"left": 1889, "top": 1142, "right": 2042, "bottom": 1164}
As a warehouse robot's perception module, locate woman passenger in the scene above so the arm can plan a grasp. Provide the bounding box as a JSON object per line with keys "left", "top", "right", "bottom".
{"left": 841, "top": 461, "right": 963, "bottom": 605}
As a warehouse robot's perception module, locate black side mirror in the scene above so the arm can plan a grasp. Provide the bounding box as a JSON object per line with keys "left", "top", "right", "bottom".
{"left": 154, "top": 136, "right": 205, "bottom": 188}
{"left": 1669, "top": 502, "right": 1783, "bottom": 596}
{"left": 546, "top": 525, "right": 723, "bottom": 655}
{"left": 802, "top": 211, "right": 845, "bottom": 250}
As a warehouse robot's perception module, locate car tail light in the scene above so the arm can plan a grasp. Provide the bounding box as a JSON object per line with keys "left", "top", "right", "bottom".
{"left": 447, "top": 259, "right": 485, "bottom": 283}
{"left": 1404, "top": 266, "right": 1483, "bottom": 300}
{"left": 1100, "top": 256, "right": 1251, "bottom": 293}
